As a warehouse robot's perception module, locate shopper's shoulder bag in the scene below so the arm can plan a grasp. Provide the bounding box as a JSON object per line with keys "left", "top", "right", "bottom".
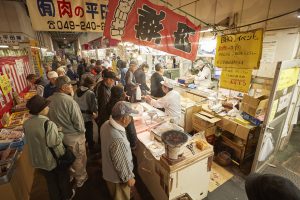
{"left": 44, "top": 120, "right": 75, "bottom": 169}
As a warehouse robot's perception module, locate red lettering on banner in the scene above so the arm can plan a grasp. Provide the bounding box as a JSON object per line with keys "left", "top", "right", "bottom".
{"left": 57, "top": 0, "right": 72, "bottom": 18}
{"left": 75, "top": 6, "right": 84, "bottom": 17}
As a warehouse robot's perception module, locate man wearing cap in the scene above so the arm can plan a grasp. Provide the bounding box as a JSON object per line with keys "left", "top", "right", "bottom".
{"left": 24, "top": 95, "right": 75, "bottom": 200}
{"left": 48, "top": 76, "right": 88, "bottom": 188}
{"left": 100, "top": 101, "right": 138, "bottom": 200}
{"left": 44, "top": 71, "right": 58, "bottom": 98}
{"left": 145, "top": 79, "right": 181, "bottom": 123}
{"left": 96, "top": 70, "right": 118, "bottom": 130}
{"left": 125, "top": 61, "right": 139, "bottom": 102}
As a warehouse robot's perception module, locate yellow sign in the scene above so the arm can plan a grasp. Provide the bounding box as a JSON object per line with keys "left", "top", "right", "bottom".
{"left": 0, "top": 74, "right": 12, "bottom": 96}
{"left": 26, "top": 0, "right": 108, "bottom": 32}
{"left": 277, "top": 67, "right": 300, "bottom": 91}
{"left": 215, "top": 29, "right": 263, "bottom": 69}
{"left": 220, "top": 68, "right": 252, "bottom": 93}
{"left": 269, "top": 99, "right": 278, "bottom": 122}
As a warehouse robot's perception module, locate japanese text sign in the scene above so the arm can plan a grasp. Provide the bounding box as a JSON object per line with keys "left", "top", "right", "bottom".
{"left": 0, "top": 74, "right": 12, "bottom": 96}
{"left": 0, "top": 34, "right": 24, "bottom": 45}
{"left": 277, "top": 67, "right": 300, "bottom": 91}
{"left": 220, "top": 68, "right": 252, "bottom": 93}
{"left": 215, "top": 29, "right": 263, "bottom": 69}
{"left": 104, "top": 0, "right": 201, "bottom": 61}
{"left": 26, "top": 0, "right": 108, "bottom": 32}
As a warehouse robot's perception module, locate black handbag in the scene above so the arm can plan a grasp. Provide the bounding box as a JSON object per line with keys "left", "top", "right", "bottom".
{"left": 44, "top": 120, "right": 76, "bottom": 169}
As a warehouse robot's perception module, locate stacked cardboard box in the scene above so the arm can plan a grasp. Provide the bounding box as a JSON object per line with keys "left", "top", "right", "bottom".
{"left": 192, "top": 111, "right": 220, "bottom": 137}
{"left": 241, "top": 94, "right": 269, "bottom": 118}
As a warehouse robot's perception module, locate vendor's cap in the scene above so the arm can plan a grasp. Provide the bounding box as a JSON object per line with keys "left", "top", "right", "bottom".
{"left": 103, "top": 70, "right": 118, "bottom": 80}
{"left": 111, "top": 101, "right": 138, "bottom": 119}
{"left": 161, "top": 79, "right": 174, "bottom": 89}
{"left": 55, "top": 75, "right": 71, "bottom": 89}
{"left": 47, "top": 71, "right": 58, "bottom": 79}
{"left": 26, "top": 95, "right": 50, "bottom": 115}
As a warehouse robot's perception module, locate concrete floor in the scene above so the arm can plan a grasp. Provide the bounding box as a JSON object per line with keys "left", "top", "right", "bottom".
{"left": 30, "top": 125, "right": 300, "bottom": 200}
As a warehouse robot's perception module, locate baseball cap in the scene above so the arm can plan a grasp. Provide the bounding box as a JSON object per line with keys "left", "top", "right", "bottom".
{"left": 47, "top": 71, "right": 58, "bottom": 79}
{"left": 111, "top": 101, "right": 138, "bottom": 119}
{"left": 161, "top": 79, "right": 174, "bottom": 89}
{"left": 103, "top": 70, "right": 118, "bottom": 80}
{"left": 55, "top": 75, "right": 71, "bottom": 89}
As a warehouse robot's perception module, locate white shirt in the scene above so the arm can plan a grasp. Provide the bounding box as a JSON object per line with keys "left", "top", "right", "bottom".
{"left": 194, "top": 66, "right": 212, "bottom": 87}
{"left": 150, "top": 90, "right": 181, "bottom": 123}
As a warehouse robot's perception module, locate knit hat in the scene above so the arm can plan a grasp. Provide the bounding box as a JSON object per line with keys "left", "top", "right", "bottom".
{"left": 26, "top": 95, "right": 50, "bottom": 115}
{"left": 111, "top": 101, "right": 138, "bottom": 119}
{"left": 245, "top": 173, "right": 300, "bottom": 200}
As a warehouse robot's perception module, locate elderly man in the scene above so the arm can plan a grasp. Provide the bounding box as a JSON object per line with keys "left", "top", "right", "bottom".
{"left": 145, "top": 79, "right": 181, "bottom": 123}
{"left": 100, "top": 101, "right": 138, "bottom": 200}
{"left": 125, "top": 61, "right": 139, "bottom": 102}
{"left": 96, "top": 70, "right": 118, "bottom": 129}
{"left": 44, "top": 71, "right": 58, "bottom": 98}
{"left": 48, "top": 76, "right": 88, "bottom": 188}
{"left": 26, "top": 74, "right": 47, "bottom": 97}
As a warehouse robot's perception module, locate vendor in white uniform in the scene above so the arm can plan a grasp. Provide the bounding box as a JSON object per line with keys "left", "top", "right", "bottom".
{"left": 145, "top": 80, "right": 181, "bottom": 124}
{"left": 194, "top": 63, "right": 212, "bottom": 88}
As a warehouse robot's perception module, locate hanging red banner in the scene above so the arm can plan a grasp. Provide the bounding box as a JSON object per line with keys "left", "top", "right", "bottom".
{"left": 104, "top": 0, "right": 201, "bottom": 61}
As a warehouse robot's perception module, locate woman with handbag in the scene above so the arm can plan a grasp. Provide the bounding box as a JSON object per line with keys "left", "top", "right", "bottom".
{"left": 23, "top": 95, "right": 75, "bottom": 200}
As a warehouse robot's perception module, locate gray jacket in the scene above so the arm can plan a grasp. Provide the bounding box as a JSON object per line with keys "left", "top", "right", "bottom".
{"left": 23, "top": 115, "right": 65, "bottom": 171}
{"left": 74, "top": 86, "right": 98, "bottom": 122}
{"left": 48, "top": 92, "right": 85, "bottom": 135}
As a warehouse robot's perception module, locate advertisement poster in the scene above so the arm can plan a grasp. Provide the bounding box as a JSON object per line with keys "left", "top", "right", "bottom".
{"left": 277, "top": 67, "right": 300, "bottom": 91}
{"left": 104, "top": 0, "right": 201, "bottom": 61}
{"left": 0, "top": 74, "right": 12, "bottom": 96}
{"left": 26, "top": 0, "right": 108, "bottom": 32}
{"left": 15, "top": 59, "right": 24, "bottom": 75}
{"left": 215, "top": 29, "right": 263, "bottom": 69}
{"left": 220, "top": 68, "right": 252, "bottom": 93}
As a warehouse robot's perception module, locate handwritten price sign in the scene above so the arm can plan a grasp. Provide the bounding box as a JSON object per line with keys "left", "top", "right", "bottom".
{"left": 0, "top": 74, "right": 12, "bottom": 96}
{"left": 220, "top": 68, "right": 252, "bottom": 93}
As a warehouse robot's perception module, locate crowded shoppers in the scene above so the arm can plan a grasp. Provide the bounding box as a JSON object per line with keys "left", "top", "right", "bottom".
{"left": 106, "top": 86, "right": 138, "bottom": 149}
{"left": 74, "top": 77, "right": 97, "bottom": 153}
{"left": 24, "top": 95, "right": 74, "bottom": 200}
{"left": 150, "top": 63, "right": 165, "bottom": 97}
{"left": 81, "top": 66, "right": 95, "bottom": 85}
{"left": 125, "top": 61, "right": 139, "bottom": 102}
{"left": 43, "top": 71, "right": 58, "bottom": 98}
{"left": 134, "top": 63, "right": 150, "bottom": 95}
{"left": 48, "top": 76, "right": 88, "bottom": 188}
{"left": 100, "top": 101, "right": 137, "bottom": 200}
{"left": 26, "top": 74, "right": 47, "bottom": 97}
{"left": 145, "top": 79, "right": 181, "bottom": 123}
{"left": 96, "top": 70, "right": 117, "bottom": 130}
{"left": 77, "top": 59, "right": 87, "bottom": 81}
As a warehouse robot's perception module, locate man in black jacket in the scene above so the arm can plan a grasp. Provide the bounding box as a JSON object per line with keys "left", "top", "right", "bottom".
{"left": 150, "top": 63, "right": 165, "bottom": 97}
{"left": 96, "top": 70, "right": 117, "bottom": 130}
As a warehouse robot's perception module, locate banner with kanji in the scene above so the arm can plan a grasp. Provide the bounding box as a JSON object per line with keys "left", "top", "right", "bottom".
{"left": 104, "top": 0, "right": 201, "bottom": 61}
{"left": 26, "top": 0, "right": 108, "bottom": 32}
{"left": 215, "top": 29, "right": 263, "bottom": 69}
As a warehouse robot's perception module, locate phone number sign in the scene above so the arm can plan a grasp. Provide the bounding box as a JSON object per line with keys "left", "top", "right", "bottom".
{"left": 26, "top": 0, "right": 108, "bottom": 32}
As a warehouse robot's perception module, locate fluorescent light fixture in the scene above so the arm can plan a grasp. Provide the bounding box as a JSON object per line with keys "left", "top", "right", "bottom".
{"left": 0, "top": 45, "right": 9, "bottom": 48}
{"left": 200, "top": 28, "right": 213, "bottom": 33}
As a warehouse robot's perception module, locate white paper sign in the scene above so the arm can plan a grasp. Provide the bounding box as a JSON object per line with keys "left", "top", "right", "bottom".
{"left": 15, "top": 59, "right": 24, "bottom": 75}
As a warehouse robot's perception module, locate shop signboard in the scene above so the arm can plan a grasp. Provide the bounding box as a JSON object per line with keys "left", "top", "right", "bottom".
{"left": 104, "top": 0, "right": 201, "bottom": 61}
{"left": 220, "top": 68, "right": 252, "bottom": 93}
{"left": 0, "top": 34, "right": 25, "bottom": 45}
{"left": 215, "top": 29, "right": 263, "bottom": 69}
{"left": 0, "top": 74, "right": 12, "bottom": 96}
{"left": 26, "top": 0, "right": 108, "bottom": 32}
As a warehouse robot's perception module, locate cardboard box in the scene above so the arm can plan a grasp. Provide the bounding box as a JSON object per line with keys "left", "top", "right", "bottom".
{"left": 192, "top": 112, "right": 220, "bottom": 129}
{"left": 241, "top": 94, "right": 269, "bottom": 117}
{"left": 235, "top": 125, "right": 251, "bottom": 140}
{"left": 216, "top": 117, "right": 238, "bottom": 134}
